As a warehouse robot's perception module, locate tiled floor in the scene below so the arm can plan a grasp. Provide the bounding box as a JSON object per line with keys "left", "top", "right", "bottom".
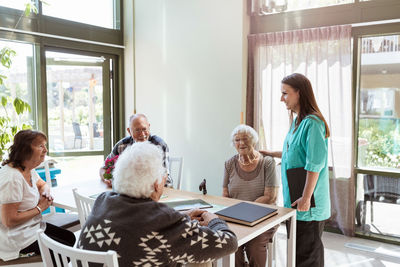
{"left": 273, "top": 225, "right": 400, "bottom": 267}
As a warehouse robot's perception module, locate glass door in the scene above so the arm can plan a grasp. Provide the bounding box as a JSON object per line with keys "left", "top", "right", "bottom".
{"left": 43, "top": 49, "right": 113, "bottom": 186}
{"left": 355, "top": 33, "right": 400, "bottom": 241}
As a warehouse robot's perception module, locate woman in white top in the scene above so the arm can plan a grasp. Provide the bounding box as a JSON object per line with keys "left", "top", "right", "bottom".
{"left": 0, "top": 130, "right": 75, "bottom": 262}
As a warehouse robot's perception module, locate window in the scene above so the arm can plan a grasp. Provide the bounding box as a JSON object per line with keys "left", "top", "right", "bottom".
{"left": 0, "top": 0, "right": 27, "bottom": 10}
{"left": 42, "top": 0, "right": 119, "bottom": 29}
{"left": 357, "top": 35, "right": 400, "bottom": 171}
{"left": 261, "top": 0, "right": 353, "bottom": 13}
{"left": 45, "top": 50, "right": 111, "bottom": 155}
{"left": 355, "top": 33, "right": 400, "bottom": 241}
{"left": 0, "top": 39, "right": 35, "bottom": 126}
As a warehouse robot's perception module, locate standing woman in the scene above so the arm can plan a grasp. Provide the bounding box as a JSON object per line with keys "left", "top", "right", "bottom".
{"left": 262, "top": 73, "right": 330, "bottom": 267}
{"left": 0, "top": 130, "right": 75, "bottom": 262}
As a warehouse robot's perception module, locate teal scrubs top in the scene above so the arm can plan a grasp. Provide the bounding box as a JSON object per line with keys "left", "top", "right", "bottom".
{"left": 281, "top": 115, "right": 331, "bottom": 221}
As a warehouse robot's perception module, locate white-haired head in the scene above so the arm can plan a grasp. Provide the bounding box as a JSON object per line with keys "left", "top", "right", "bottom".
{"left": 113, "top": 142, "right": 166, "bottom": 198}
{"left": 230, "top": 124, "right": 258, "bottom": 147}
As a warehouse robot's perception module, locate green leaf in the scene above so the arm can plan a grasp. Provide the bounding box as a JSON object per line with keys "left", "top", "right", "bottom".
{"left": 22, "top": 123, "right": 32, "bottom": 130}
{"left": 0, "top": 75, "right": 7, "bottom": 85}
{"left": 25, "top": 102, "right": 31, "bottom": 113}
{"left": 11, "top": 126, "right": 18, "bottom": 136}
{"left": 24, "top": 2, "right": 38, "bottom": 16}
{"left": 0, "top": 47, "right": 16, "bottom": 69}
{"left": 1, "top": 96, "right": 7, "bottom": 107}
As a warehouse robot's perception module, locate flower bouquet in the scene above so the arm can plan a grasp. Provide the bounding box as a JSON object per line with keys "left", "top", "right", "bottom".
{"left": 103, "top": 155, "right": 119, "bottom": 180}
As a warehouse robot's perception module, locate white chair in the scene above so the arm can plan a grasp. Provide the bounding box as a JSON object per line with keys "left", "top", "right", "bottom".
{"left": 72, "top": 188, "right": 96, "bottom": 227}
{"left": 169, "top": 157, "right": 184, "bottom": 190}
{"left": 36, "top": 229, "right": 118, "bottom": 267}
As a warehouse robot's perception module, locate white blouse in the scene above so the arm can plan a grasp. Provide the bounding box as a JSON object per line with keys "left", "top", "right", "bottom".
{"left": 0, "top": 165, "right": 45, "bottom": 261}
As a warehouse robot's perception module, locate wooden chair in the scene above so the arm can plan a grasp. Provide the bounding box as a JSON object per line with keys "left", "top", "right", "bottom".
{"left": 169, "top": 157, "right": 184, "bottom": 190}
{"left": 73, "top": 188, "right": 96, "bottom": 227}
{"left": 37, "top": 229, "right": 118, "bottom": 267}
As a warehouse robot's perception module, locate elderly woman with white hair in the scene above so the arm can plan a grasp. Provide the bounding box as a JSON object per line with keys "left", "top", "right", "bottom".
{"left": 78, "top": 142, "right": 238, "bottom": 266}
{"left": 223, "top": 125, "right": 279, "bottom": 267}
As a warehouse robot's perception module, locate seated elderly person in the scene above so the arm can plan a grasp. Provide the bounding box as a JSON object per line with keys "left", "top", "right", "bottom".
{"left": 99, "top": 113, "right": 172, "bottom": 188}
{"left": 79, "top": 142, "right": 238, "bottom": 266}
{"left": 0, "top": 130, "right": 75, "bottom": 262}
{"left": 223, "top": 125, "right": 279, "bottom": 267}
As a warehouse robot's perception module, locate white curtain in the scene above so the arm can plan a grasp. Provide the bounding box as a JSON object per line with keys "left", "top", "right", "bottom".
{"left": 251, "top": 25, "right": 352, "bottom": 178}
{"left": 249, "top": 25, "right": 354, "bottom": 234}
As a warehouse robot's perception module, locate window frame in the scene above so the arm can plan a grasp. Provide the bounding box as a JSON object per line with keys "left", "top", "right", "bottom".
{"left": 352, "top": 22, "right": 400, "bottom": 178}
{"left": 0, "top": 0, "right": 125, "bottom": 158}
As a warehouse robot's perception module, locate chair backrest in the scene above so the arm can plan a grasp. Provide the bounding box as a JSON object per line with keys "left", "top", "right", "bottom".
{"left": 93, "top": 122, "right": 100, "bottom": 137}
{"left": 73, "top": 188, "right": 96, "bottom": 227}
{"left": 37, "top": 229, "right": 118, "bottom": 267}
{"left": 169, "top": 157, "right": 184, "bottom": 190}
{"left": 72, "top": 122, "right": 82, "bottom": 137}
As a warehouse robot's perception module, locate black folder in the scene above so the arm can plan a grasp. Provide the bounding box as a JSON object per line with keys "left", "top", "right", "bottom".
{"left": 215, "top": 202, "right": 277, "bottom": 226}
{"left": 286, "top": 167, "right": 315, "bottom": 208}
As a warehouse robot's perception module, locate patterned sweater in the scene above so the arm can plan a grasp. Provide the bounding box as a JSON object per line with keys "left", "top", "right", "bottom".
{"left": 78, "top": 192, "right": 238, "bottom": 266}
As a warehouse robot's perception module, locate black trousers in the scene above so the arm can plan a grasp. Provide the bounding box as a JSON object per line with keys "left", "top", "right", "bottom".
{"left": 21, "top": 222, "right": 76, "bottom": 263}
{"left": 295, "top": 220, "right": 325, "bottom": 267}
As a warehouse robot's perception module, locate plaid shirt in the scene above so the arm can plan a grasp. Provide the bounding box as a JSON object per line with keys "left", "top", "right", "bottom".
{"left": 105, "top": 135, "right": 172, "bottom": 186}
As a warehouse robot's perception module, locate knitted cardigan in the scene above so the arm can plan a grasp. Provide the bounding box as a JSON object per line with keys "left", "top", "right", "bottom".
{"left": 78, "top": 192, "right": 238, "bottom": 266}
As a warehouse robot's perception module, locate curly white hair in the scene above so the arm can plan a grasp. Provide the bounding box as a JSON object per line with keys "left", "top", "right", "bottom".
{"left": 112, "top": 142, "right": 166, "bottom": 198}
{"left": 230, "top": 124, "right": 259, "bottom": 147}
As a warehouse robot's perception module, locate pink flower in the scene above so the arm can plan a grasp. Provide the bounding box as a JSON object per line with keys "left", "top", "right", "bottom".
{"left": 103, "top": 155, "right": 119, "bottom": 180}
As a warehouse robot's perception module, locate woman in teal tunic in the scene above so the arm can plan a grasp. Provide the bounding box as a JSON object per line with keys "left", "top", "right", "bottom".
{"left": 262, "top": 73, "right": 330, "bottom": 267}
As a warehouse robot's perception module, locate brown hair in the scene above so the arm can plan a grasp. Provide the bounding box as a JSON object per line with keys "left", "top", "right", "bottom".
{"left": 2, "top": 130, "right": 47, "bottom": 171}
{"left": 282, "top": 73, "right": 330, "bottom": 138}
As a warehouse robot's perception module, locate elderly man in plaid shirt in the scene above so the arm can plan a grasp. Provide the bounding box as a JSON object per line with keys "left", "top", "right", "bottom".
{"left": 99, "top": 113, "right": 172, "bottom": 187}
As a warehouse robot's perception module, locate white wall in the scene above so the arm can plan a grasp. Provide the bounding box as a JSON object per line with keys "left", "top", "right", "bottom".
{"left": 133, "top": 0, "right": 245, "bottom": 195}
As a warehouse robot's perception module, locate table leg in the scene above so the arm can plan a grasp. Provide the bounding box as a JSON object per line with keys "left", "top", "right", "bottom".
{"left": 217, "top": 253, "right": 234, "bottom": 267}
{"left": 287, "top": 214, "right": 296, "bottom": 267}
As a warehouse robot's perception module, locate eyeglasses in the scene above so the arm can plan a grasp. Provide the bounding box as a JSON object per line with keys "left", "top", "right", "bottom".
{"left": 234, "top": 137, "right": 249, "bottom": 143}
{"left": 133, "top": 128, "right": 149, "bottom": 134}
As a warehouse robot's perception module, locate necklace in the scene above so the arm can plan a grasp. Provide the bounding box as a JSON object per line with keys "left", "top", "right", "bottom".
{"left": 238, "top": 152, "right": 258, "bottom": 166}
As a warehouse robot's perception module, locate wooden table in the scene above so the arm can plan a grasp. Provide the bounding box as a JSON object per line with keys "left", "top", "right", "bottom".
{"left": 51, "top": 180, "right": 296, "bottom": 267}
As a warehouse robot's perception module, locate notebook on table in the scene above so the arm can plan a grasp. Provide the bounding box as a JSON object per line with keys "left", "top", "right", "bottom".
{"left": 286, "top": 167, "right": 315, "bottom": 208}
{"left": 215, "top": 202, "right": 277, "bottom": 227}
{"left": 163, "top": 199, "right": 213, "bottom": 211}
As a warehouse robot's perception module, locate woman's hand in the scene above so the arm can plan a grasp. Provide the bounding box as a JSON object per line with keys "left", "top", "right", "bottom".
{"left": 41, "top": 191, "right": 54, "bottom": 202}
{"left": 291, "top": 196, "right": 311, "bottom": 211}
{"left": 37, "top": 194, "right": 53, "bottom": 211}
{"left": 222, "top": 187, "right": 230, "bottom": 198}
{"left": 259, "top": 150, "right": 282, "bottom": 158}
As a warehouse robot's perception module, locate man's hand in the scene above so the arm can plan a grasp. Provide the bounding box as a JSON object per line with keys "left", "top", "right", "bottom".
{"left": 99, "top": 167, "right": 112, "bottom": 188}
{"left": 200, "top": 212, "right": 218, "bottom": 226}
{"left": 182, "top": 209, "right": 206, "bottom": 221}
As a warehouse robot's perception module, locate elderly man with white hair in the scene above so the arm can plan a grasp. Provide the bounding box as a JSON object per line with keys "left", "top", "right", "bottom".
{"left": 79, "top": 142, "right": 238, "bottom": 266}
{"left": 223, "top": 124, "right": 280, "bottom": 267}
{"left": 100, "top": 113, "right": 172, "bottom": 187}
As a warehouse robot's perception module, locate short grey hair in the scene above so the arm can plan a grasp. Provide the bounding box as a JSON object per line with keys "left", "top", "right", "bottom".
{"left": 113, "top": 142, "right": 166, "bottom": 198}
{"left": 230, "top": 124, "right": 259, "bottom": 147}
{"left": 129, "top": 113, "right": 148, "bottom": 125}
